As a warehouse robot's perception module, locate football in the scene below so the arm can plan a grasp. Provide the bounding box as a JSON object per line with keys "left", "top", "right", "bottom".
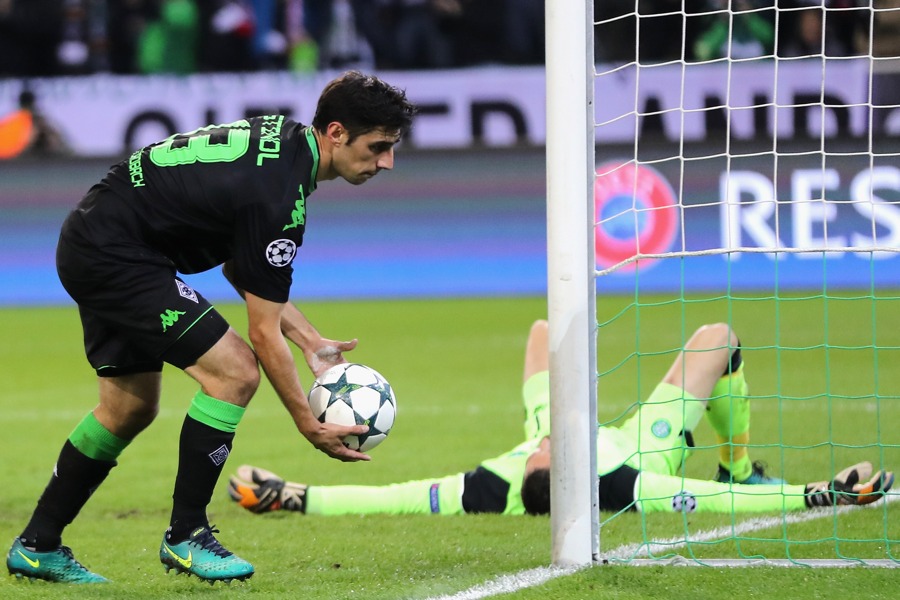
{"left": 308, "top": 363, "right": 397, "bottom": 452}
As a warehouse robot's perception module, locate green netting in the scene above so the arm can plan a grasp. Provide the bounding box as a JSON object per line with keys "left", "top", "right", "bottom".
{"left": 594, "top": 260, "right": 899, "bottom": 565}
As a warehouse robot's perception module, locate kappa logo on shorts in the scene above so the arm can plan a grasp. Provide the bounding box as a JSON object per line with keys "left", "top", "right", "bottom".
{"left": 650, "top": 419, "right": 672, "bottom": 439}
{"left": 175, "top": 280, "right": 198, "bottom": 303}
{"left": 265, "top": 238, "right": 296, "bottom": 267}
{"left": 160, "top": 309, "right": 186, "bottom": 332}
{"left": 209, "top": 444, "right": 230, "bottom": 466}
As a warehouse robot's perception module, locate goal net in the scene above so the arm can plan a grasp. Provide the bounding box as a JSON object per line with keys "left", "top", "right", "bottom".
{"left": 547, "top": 0, "right": 900, "bottom": 567}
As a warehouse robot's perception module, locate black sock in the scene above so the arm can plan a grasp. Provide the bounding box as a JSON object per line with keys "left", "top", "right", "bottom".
{"left": 168, "top": 414, "right": 234, "bottom": 542}
{"left": 20, "top": 441, "right": 116, "bottom": 551}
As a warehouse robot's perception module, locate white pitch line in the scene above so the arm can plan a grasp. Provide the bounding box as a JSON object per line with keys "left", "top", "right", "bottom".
{"left": 422, "top": 492, "right": 899, "bottom": 600}
{"left": 601, "top": 491, "right": 900, "bottom": 562}
{"left": 420, "top": 565, "right": 584, "bottom": 600}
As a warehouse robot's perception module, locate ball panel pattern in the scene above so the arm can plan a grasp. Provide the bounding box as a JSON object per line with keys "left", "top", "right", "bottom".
{"left": 308, "top": 363, "right": 397, "bottom": 451}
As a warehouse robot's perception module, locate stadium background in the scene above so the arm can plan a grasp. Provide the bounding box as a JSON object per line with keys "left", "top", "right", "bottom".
{"left": 2, "top": 3, "right": 900, "bottom": 597}
{"left": 2, "top": 138, "right": 898, "bottom": 307}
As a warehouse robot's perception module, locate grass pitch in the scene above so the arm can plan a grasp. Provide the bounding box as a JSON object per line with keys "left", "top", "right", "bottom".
{"left": 0, "top": 295, "right": 897, "bottom": 599}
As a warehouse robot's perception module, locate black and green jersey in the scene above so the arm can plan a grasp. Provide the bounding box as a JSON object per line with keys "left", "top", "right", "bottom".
{"left": 70, "top": 116, "right": 317, "bottom": 304}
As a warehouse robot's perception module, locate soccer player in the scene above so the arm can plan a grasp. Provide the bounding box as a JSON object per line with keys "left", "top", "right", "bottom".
{"left": 5, "top": 71, "right": 416, "bottom": 584}
{"left": 229, "top": 320, "right": 894, "bottom": 517}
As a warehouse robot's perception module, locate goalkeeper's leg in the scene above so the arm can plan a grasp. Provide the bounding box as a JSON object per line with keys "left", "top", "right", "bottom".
{"left": 229, "top": 465, "right": 468, "bottom": 515}
{"left": 634, "top": 461, "right": 893, "bottom": 513}
{"left": 696, "top": 327, "right": 782, "bottom": 485}
{"left": 635, "top": 471, "right": 806, "bottom": 513}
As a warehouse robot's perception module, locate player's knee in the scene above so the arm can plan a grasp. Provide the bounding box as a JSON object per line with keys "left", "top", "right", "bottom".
{"left": 227, "top": 355, "right": 261, "bottom": 403}
{"left": 692, "top": 323, "right": 736, "bottom": 349}
{"left": 129, "top": 401, "right": 160, "bottom": 432}
{"left": 188, "top": 340, "right": 260, "bottom": 404}
{"left": 97, "top": 400, "right": 159, "bottom": 439}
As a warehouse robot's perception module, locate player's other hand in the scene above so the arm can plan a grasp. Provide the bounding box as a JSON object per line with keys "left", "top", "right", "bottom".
{"left": 229, "top": 465, "right": 309, "bottom": 513}
{"left": 304, "top": 337, "right": 358, "bottom": 378}
{"left": 299, "top": 416, "right": 371, "bottom": 462}
{"left": 805, "top": 461, "right": 895, "bottom": 507}
{"left": 228, "top": 465, "right": 287, "bottom": 513}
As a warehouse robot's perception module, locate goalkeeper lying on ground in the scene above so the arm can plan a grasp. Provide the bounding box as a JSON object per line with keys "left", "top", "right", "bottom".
{"left": 229, "top": 320, "right": 894, "bottom": 516}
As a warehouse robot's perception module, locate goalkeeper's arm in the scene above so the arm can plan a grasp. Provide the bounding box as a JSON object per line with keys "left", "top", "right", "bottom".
{"left": 228, "top": 464, "right": 472, "bottom": 515}
{"left": 630, "top": 461, "right": 893, "bottom": 513}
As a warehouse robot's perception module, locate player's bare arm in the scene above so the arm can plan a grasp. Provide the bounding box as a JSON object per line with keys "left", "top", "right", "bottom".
{"left": 222, "top": 261, "right": 357, "bottom": 377}
{"left": 244, "top": 291, "right": 370, "bottom": 462}
{"left": 278, "top": 302, "right": 358, "bottom": 377}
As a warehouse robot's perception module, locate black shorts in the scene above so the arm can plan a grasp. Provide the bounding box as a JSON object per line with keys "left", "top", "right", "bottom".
{"left": 56, "top": 215, "right": 229, "bottom": 376}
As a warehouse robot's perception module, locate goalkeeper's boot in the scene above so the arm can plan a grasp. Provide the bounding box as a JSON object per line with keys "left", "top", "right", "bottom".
{"left": 228, "top": 465, "right": 308, "bottom": 513}
{"left": 805, "top": 461, "right": 895, "bottom": 507}
{"left": 6, "top": 538, "right": 108, "bottom": 583}
{"left": 160, "top": 525, "right": 253, "bottom": 584}
{"left": 715, "top": 461, "right": 785, "bottom": 485}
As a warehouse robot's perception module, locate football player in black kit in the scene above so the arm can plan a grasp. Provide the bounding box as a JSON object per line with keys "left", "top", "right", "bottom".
{"left": 6, "top": 71, "right": 416, "bottom": 584}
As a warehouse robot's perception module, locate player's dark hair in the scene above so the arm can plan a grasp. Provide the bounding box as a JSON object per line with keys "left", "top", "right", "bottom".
{"left": 521, "top": 467, "right": 551, "bottom": 515}
{"left": 312, "top": 71, "right": 416, "bottom": 142}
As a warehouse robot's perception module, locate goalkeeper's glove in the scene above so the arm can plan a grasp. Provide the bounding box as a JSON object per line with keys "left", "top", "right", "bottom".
{"left": 227, "top": 465, "right": 308, "bottom": 513}
{"left": 804, "top": 461, "right": 894, "bottom": 508}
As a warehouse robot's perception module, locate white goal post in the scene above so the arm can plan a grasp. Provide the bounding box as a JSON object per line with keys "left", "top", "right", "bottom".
{"left": 545, "top": 0, "right": 599, "bottom": 566}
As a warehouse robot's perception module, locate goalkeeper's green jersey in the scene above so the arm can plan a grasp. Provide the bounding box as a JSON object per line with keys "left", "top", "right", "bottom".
{"left": 306, "top": 370, "right": 809, "bottom": 516}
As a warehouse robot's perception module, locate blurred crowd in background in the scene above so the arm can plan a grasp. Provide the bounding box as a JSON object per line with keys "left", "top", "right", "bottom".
{"left": 0, "top": 0, "right": 544, "bottom": 76}
{"left": 594, "top": 0, "right": 900, "bottom": 63}
{"left": 598, "top": 0, "right": 900, "bottom": 65}
{"left": 1, "top": 0, "right": 899, "bottom": 78}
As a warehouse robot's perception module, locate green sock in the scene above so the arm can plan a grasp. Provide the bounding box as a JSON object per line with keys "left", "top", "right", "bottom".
{"left": 705, "top": 366, "right": 752, "bottom": 480}
{"left": 170, "top": 391, "right": 246, "bottom": 540}
{"left": 68, "top": 412, "right": 130, "bottom": 462}
{"left": 186, "top": 390, "right": 245, "bottom": 432}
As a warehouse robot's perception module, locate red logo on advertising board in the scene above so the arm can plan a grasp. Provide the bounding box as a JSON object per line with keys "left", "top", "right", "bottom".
{"left": 594, "top": 161, "right": 678, "bottom": 271}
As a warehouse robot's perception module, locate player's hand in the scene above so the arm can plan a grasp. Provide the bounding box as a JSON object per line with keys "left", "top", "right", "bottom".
{"left": 228, "top": 465, "right": 286, "bottom": 513}
{"left": 298, "top": 415, "right": 371, "bottom": 462}
{"left": 228, "top": 465, "right": 310, "bottom": 513}
{"left": 805, "top": 461, "right": 894, "bottom": 507}
{"left": 304, "top": 337, "right": 358, "bottom": 378}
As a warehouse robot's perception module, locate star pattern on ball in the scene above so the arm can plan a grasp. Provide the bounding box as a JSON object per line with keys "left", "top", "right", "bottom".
{"left": 319, "top": 371, "right": 364, "bottom": 407}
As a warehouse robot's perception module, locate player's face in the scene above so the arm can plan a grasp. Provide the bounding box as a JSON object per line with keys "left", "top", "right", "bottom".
{"left": 334, "top": 128, "right": 400, "bottom": 185}
{"left": 525, "top": 436, "right": 551, "bottom": 475}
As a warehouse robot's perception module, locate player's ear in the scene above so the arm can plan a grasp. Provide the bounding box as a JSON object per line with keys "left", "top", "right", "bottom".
{"left": 325, "top": 122, "right": 346, "bottom": 146}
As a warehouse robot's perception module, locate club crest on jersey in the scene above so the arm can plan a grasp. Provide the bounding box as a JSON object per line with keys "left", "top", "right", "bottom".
{"left": 175, "top": 280, "right": 198, "bottom": 303}
{"left": 266, "top": 238, "right": 296, "bottom": 267}
{"left": 650, "top": 419, "right": 672, "bottom": 439}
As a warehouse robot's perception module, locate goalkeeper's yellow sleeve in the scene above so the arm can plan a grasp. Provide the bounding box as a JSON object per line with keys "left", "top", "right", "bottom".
{"left": 305, "top": 474, "right": 467, "bottom": 516}
{"left": 522, "top": 371, "right": 550, "bottom": 441}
